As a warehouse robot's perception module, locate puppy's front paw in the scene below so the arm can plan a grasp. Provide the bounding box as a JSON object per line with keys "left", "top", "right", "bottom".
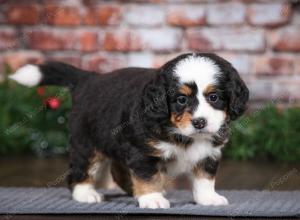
{"left": 72, "top": 183, "right": 104, "bottom": 203}
{"left": 138, "top": 192, "right": 170, "bottom": 209}
{"left": 195, "top": 191, "right": 228, "bottom": 206}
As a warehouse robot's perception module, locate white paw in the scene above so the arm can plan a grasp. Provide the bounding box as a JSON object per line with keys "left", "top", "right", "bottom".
{"left": 72, "top": 183, "right": 104, "bottom": 203}
{"left": 195, "top": 191, "right": 228, "bottom": 206}
{"left": 138, "top": 192, "right": 170, "bottom": 209}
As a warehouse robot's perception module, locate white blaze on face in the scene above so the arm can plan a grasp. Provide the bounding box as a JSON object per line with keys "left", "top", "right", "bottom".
{"left": 174, "top": 55, "right": 226, "bottom": 134}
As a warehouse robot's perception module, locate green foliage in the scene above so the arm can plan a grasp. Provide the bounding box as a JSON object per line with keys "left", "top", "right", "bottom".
{"left": 226, "top": 105, "right": 300, "bottom": 162}
{"left": 0, "top": 65, "right": 71, "bottom": 157}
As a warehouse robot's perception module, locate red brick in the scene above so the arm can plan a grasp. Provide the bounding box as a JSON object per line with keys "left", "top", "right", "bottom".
{"left": 152, "top": 53, "right": 180, "bottom": 68}
{"left": 270, "top": 29, "right": 300, "bottom": 52}
{"left": 78, "top": 31, "right": 99, "bottom": 52}
{"left": 207, "top": 3, "right": 246, "bottom": 25}
{"left": 295, "top": 58, "right": 300, "bottom": 75}
{"left": 186, "top": 30, "right": 214, "bottom": 51}
{"left": 3, "top": 51, "right": 44, "bottom": 71}
{"left": 24, "top": 29, "right": 78, "bottom": 51}
{"left": 247, "top": 3, "right": 291, "bottom": 27}
{"left": 125, "top": 5, "right": 164, "bottom": 27}
{"left": 167, "top": 6, "right": 205, "bottom": 27}
{"left": 0, "top": 28, "right": 18, "bottom": 50}
{"left": 43, "top": 5, "right": 81, "bottom": 26}
{"left": 82, "top": 53, "right": 127, "bottom": 73}
{"left": 83, "top": 5, "right": 121, "bottom": 26}
{"left": 103, "top": 30, "right": 142, "bottom": 52}
{"left": 253, "top": 56, "right": 294, "bottom": 76}
{"left": 187, "top": 28, "right": 265, "bottom": 52}
{"left": 46, "top": 53, "right": 81, "bottom": 68}
{"left": 41, "top": 0, "right": 81, "bottom": 4}
{"left": 6, "top": 5, "right": 39, "bottom": 25}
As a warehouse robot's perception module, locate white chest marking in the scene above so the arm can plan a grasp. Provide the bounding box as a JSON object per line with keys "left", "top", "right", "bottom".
{"left": 154, "top": 137, "right": 221, "bottom": 177}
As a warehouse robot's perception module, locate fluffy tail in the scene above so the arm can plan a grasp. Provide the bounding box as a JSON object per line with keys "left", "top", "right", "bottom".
{"left": 9, "top": 61, "right": 89, "bottom": 88}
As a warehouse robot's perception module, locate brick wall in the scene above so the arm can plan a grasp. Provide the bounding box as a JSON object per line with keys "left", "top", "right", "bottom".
{"left": 0, "top": 0, "right": 300, "bottom": 105}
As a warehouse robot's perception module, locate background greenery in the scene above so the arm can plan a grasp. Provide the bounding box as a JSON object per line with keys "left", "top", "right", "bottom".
{"left": 0, "top": 65, "right": 71, "bottom": 157}
{"left": 1, "top": 67, "right": 299, "bottom": 161}
{"left": 226, "top": 106, "right": 300, "bottom": 162}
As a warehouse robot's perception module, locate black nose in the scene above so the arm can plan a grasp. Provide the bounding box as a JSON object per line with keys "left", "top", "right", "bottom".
{"left": 192, "top": 117, "right": 207, "bottom": 129}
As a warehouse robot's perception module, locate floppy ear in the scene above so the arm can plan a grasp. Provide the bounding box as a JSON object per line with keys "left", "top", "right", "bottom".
{"left": 226, "top": 67, "right": 249, "bottom": 120}
{"left": 142, "top": 74, "right": 170, "bottom": 128}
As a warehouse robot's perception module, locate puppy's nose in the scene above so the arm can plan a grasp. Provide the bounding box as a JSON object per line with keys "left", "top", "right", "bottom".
{"left": 192, "top": 117, "right": 207, "bottom": 129}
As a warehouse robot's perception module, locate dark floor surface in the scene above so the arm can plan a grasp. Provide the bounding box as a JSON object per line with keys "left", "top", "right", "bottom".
{"left": 0, "top": 157, "right": 299, "bottom": 220}
{"left": 0, "top": 215, "right": 295, "bottom": 220}
{"left": 0, "top": 215, "right": 297, "bottom": 220}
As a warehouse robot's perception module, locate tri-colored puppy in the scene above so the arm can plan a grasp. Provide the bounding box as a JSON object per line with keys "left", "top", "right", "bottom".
{"left": 10, "top": 53, "right": 249, "bottom": 209}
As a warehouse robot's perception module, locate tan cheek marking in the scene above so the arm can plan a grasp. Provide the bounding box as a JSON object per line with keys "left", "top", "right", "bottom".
{"left": 132, "top": 173, "right": 165, "bottom": 197}
{"left": 171, "top": 111, "right": 192, "bottom": 129}
{"left": 179, "top": 85, "right": 192, "bottom": 96}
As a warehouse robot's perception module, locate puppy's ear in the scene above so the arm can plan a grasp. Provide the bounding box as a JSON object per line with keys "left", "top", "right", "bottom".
{"left": 226, "top": 67, "right": 249, "bottom": 120}
{"left": 142, "top": 75, "right": 169, "bottom": 125}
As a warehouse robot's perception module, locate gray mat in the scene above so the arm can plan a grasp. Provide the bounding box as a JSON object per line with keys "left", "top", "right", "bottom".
{"left": 0, "top": 187, "right": 299, "bottom": 217}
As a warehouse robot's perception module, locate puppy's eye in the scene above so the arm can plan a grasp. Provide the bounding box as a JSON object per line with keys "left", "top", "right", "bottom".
{"left": 177, "top": 96, "right": 188, "bottom": 106}
{"left": 208, "top": 93, "right": 219, "bottom": 102}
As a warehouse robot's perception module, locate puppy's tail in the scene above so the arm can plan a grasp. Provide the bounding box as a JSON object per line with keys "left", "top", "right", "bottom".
{"left": 9, "top": 62, "right": 90, "bottom": 88}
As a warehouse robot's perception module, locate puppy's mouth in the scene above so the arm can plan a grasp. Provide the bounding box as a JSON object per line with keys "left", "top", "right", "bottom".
{"left": 191, "top": 129, "right": 213, "bottom": 139}
{"left": 193, "top": 124, "right": 228, "bottom": 138}
{"left": 196, "top": 129, "right": 211, "bottom": 135}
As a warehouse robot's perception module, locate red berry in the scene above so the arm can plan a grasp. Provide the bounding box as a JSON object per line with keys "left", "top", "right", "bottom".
{"left": 37, "top": 87, "right": 45, "bottom": 96}
{"left": 45, "top": 97, "right": 61, "bottom": 110}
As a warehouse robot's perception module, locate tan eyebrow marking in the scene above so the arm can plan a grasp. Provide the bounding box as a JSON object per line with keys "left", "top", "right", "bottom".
{"left": 203, "top": 84, "right": 216, "bottom": 95}
{"left": 179, "top": 85, "right": 192, "bottom": 96}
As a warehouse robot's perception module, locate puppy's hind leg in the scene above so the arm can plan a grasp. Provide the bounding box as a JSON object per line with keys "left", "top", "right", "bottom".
{"left": 111, "top": 160, "right": 133, "bottom": 195}
{"left": 68, "top": 136, "right": 104, "bottom": 203}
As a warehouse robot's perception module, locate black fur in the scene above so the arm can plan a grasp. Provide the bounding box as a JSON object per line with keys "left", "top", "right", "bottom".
{"left": 212, "top": 123, "right": 230, "bottom": 147}
{"left": 203, "top": 157, "right": 219, "bottom": 177}
{"left": 32, "top": 53, "right": 249, "bottom": 189}
{"left": 39, "top": 62, "right": 89, "bottom": 88}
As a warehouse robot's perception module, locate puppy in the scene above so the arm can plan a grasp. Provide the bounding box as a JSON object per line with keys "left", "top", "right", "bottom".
{"left": 10, "top": 53, "right": 249, "bottom": 208}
